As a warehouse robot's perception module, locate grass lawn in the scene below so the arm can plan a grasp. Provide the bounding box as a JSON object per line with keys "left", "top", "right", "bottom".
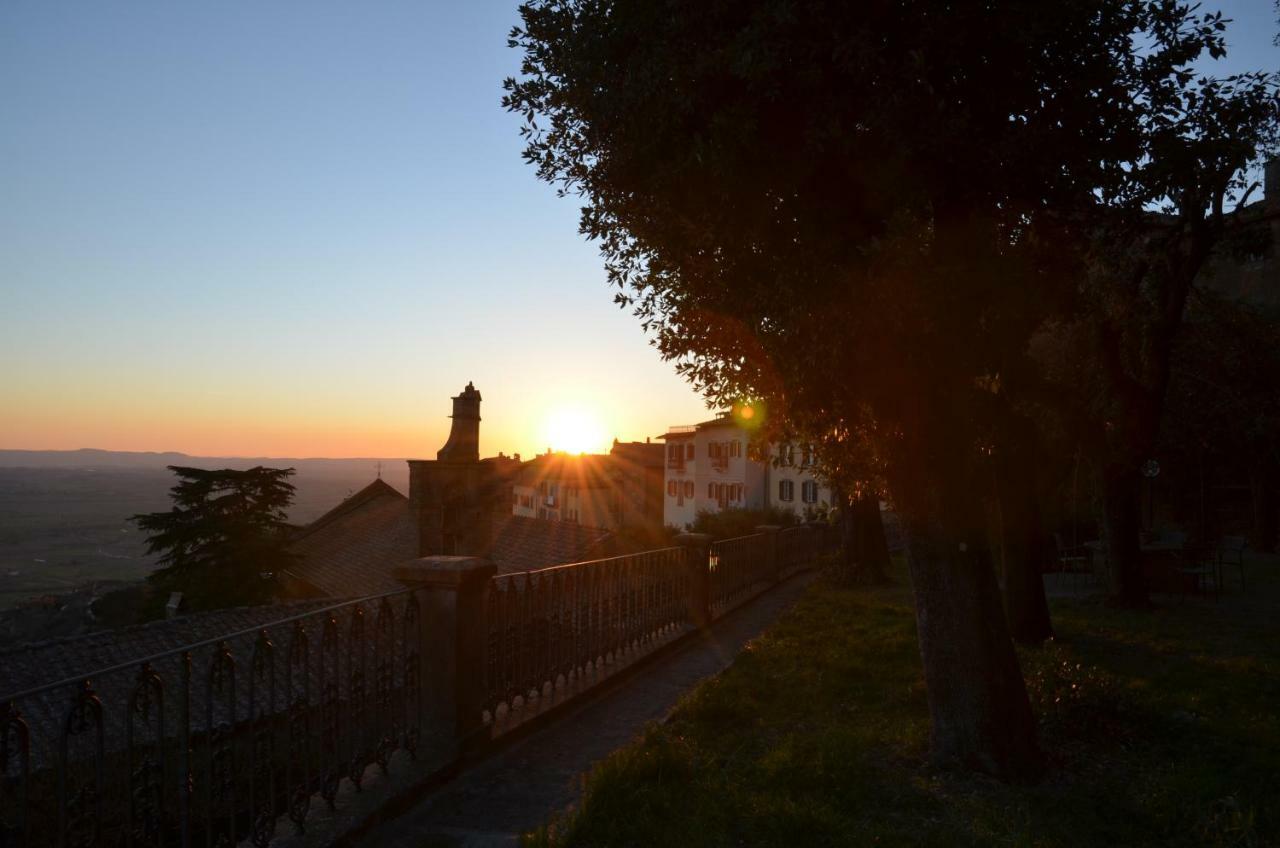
{"left": 525, "top": 556, "right": 1280, "bottom": 847}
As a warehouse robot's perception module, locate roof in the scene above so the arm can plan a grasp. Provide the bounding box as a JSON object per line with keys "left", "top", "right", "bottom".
{"left": 284, "top": 478, "right": 417, "bottom": 598}
{"left": 0, "top": 598, "right": 333, "bottom": 699}
{"left": 488, "top": 515, "right": 613, "bottom": 574}
{"left": 515, "top": 453, "right": 615, "bottom": 490}
{"left": 286, "top": 479, "right": 615, "bottom": 594}
{"left": 657, "top": 413, "right": 740, "bottom": 439}
{"left": 609, "top": 440, "right": 664, "bottom": 469}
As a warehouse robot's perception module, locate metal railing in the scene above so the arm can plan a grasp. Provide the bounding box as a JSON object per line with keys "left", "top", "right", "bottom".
{"left": 482, "top": 548, "right": 690, "bottom": 727}
{"left": 709, "top": 535, "right": 771, "bottom": 616}
{"left": 0, "top": 589, "right": 423, "bottom": 848}
{"left": 778, "top": 524, "right": 836, "bottom": 577}
{"left": 0, "top": 523, "right": 843, "bottom": 846}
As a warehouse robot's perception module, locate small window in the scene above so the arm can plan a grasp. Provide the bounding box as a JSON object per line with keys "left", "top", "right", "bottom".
{"left": 667, "top": 480, "right": 677, "bottom": 497}
{"left": 686, "top": 443, "right": 695, "bottom": 460}
{"left": 802, "top": 480, "right": 818, "bottom": 503}
{"left": 778, "top": 480, "right": 794, "bottom": 502}
{"left": 683, "top": 481, "right": 694, "bottom": 498}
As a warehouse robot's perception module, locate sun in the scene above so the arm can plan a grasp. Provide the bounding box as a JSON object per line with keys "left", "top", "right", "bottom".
{"left": 542, "top": 405, "right": 608, "bottom": 454}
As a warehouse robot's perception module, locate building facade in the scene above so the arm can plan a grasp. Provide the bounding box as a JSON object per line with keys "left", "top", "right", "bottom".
{"left": 511, "top": 439, "right": 665, "bottom": 532}
{"left": 660, "top": 412, "right": 832, "bottom": 529}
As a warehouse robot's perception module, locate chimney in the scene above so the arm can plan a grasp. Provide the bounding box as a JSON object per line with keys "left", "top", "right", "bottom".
{"left": 436, "top": 381, "right": 481, "bottom": 462}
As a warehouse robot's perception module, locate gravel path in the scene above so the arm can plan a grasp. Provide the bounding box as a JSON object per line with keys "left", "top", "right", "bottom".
{"left": 359, "top": 572, "right": 817, "bottom": 847}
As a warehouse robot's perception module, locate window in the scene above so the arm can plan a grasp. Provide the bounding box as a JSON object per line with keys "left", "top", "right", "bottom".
{"left": 683, "top": 481, "right": 694, "bottom": 498}
{"left": 802, "top": 480, "right": 818, "bottom": 503}
{"left": 667, "top": 480, "right": 678, "bottom": 497}
{"left": 779, "top": 443, "right": 795, "bottom": 467}
{"left": 686, "top": 443, "right": 695, "bottom": 459}
{"left": 778, "top": 480, "right": 794, "bottom": 502}
{"left": 730, "top": 440, "right": 741, "bottom": 458}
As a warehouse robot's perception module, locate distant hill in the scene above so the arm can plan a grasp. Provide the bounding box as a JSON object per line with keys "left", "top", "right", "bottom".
{"left": 0, "top": 448, "right": 410, "bottom": 487}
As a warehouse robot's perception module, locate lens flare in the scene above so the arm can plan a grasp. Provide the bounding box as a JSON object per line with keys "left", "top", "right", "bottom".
{"left": 542, "top": 405, "right": 608, "bottom": 454}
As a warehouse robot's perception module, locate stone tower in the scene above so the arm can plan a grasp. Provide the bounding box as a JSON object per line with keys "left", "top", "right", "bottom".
{"left": 436, "top": 381, "right": 481, "bottom": 462}
{"left": 407, "top": 383, "right": 519, "bottom": 557}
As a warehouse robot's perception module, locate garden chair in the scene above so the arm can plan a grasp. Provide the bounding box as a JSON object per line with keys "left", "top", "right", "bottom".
{"left": 1052, "top": 532, "right": 1095, "bottom": 592}
{"left": 1216, "top": 536, "right": 1247, "bottom": 590}
{"left": 1175, "top": 539, "right": 1221, "bottom": 601}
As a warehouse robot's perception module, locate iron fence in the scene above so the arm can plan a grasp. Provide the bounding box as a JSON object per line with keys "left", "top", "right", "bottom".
{"left": 0, "top": 589, "right": 423, "bottom": 848}
{"left": 0, "top": 525, "right": 844, "bottom": 846}
{"left": 778, "top": 525, "right": 840, "bottom": 578}
{"left": 483, "top": 547, "right": 690, "bottom": 726}
{"left": 708, "top": 535, "right": 771, "bottom": 616}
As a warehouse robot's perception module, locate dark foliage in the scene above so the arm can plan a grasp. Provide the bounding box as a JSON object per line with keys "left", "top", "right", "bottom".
{"left": 131, "top": 465, "right": 297, "bottom": 610}
{"left": 686, "top": 506, "right": 800, "bottom": 541}
{"left": 504, "top": 0, "right": 1277, "bottom": 777}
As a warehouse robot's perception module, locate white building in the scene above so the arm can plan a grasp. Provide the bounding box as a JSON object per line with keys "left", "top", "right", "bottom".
{"left": 659, "top": 413, "right": 832, "bottom": 529}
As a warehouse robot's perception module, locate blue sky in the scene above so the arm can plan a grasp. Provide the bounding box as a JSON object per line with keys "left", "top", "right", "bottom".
{"left": 1, "top": 1, "right": 1276, "bottom": 458}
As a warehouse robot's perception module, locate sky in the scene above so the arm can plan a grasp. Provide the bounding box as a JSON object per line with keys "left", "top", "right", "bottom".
{"left": 1, "top": 2, "right": 1277, "bottom": 460}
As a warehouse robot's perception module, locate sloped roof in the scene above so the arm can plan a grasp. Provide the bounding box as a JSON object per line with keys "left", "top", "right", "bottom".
{"left": 285, "top": 479, "right": 616, "bottom": 595}
{"left": 0, "top": 598, "right": 333, "bottom": 699}
{"left": 488, "top": 515, "right": 614, "bottom": 574}
{"left": 284, "top": 478, "right": 416, "bottom": 598}
{"left": 609, "top": 440, "right": 664, "bottom": 469}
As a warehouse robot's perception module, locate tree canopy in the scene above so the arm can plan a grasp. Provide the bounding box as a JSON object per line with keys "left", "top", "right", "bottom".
{"left": 505, "top": 0, "right": 1278, "bottom": 778}
{"left": 132, "top": 465, "right": 296, "bottom": 609}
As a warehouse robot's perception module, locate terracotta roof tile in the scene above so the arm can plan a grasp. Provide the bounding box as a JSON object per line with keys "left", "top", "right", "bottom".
{"left": 283, "top": 480, "right": 416, "bottom": 598}
{"left": 488, "top": 515, "right": 613, "bottom": 574}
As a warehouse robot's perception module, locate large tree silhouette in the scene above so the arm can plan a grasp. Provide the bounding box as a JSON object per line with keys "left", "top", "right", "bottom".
{"left": 506, "top": 0, "right": 1276, "bottom": 777}
{"left": 132, "top": 466, "right": 296, "bottom": 609}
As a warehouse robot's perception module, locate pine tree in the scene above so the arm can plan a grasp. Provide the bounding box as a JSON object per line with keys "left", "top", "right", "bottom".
{"left": 132, "top": 466, "right": 297, "bottom": 609}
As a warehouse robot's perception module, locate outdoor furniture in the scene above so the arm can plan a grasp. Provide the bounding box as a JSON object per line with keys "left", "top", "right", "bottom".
{"left": 1053, "top": 532, "right": 1096, "bottom": 591}
{"left": 1174, "top": 539, "right": 1221, "bottom": 601}
{"left": 1217, "top": 535, "right": 1248, "bottom": 590}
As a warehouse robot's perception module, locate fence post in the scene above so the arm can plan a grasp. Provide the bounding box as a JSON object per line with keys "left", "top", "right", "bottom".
{"left": 675, "top": 533, "right": 712, "bottom": 628}
{"left": 755, "top": 525, "right": 781, "bottom": 583}
{"left": 393, "top": 555, "right": 495, "bottom": 754}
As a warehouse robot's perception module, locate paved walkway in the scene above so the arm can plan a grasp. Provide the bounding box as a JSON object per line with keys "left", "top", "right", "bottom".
{"left": 359, "top": 572, "right": 817, "bottom": 847}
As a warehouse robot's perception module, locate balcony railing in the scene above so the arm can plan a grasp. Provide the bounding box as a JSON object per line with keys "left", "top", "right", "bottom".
{"left": 709, "top": 534, "right": 772, "bottom": 615}
{"left": 0, "top": 524, "right": 844, "bottom": 847}
{"left": 483, "top": 548, "right": 690, "bottom": 731}
{"left": 0, "top": 589, "right": 423, "bottom": 848}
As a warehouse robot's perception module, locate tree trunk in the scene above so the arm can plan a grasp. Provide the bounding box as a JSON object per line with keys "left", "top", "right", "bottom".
{"left": 1250, "top": 463, "right": 1277, "bottom": 553}
{"left": 1103, "top": 463, "right": 1149, "bottom": 607}
{"left": 996, "top": 460, "right": 1053, "bottom": 643}
{"left": 903, "top": 502, "right": 1042, "bottom": 780}
{"left": 852, "top": 490, "right": 891, "bottom": 583}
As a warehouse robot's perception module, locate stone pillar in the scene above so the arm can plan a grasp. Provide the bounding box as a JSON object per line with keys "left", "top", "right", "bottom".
{"left": 755, "top": 525, "right": 781, "bottom": 582}
{"left": 676, "top": 533, "right": 712, "bottom": 628}
{"left": 393, "top": 555, "right": 496, "bottom": 753}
